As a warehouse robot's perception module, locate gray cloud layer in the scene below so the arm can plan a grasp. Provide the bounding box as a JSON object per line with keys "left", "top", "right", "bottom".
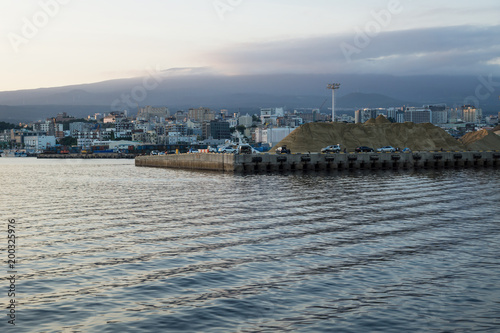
{"left": 208, "top": 25, "right": 500, "bottom": 76}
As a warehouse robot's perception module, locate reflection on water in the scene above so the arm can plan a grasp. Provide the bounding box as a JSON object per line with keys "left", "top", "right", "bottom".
{"left": 1, "top": 158, "right": 499, "bottom": 332}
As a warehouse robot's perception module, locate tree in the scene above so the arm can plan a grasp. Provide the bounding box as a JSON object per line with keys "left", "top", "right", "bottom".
{"left": 58, "top": 136, "right": 77, "bottom": 146}
{"left": 0, "top": 121, "right": 20, "bottom": 131}
{"left": 236, "top": 125, "right": 246, "bottom": 134}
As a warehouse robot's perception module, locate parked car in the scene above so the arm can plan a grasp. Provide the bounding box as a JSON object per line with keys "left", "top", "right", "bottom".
{"left": 208, "top": 146, "right": 218, "bottom": 153}
{"left": 219, "top": 145, "right": 237, "bottom": 153}
{"left": 275, "top": 145, "right": 291, "bottom": 154}
{"left": 238, "top": 144, "right": 254, "bottom": 154}
{"left": 321, "top": 145, "right": 341, "bottom": 153}
{"left": 377, "top": 146, "right": 396, "bottom": 152}
{"left": 355, "top": 146, "right": 374, "bottom": 152}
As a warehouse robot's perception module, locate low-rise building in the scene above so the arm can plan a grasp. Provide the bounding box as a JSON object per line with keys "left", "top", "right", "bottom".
{"left": 10, "top": 129, "right": 39, "bottom": 147}
{"left": 486, "top": 115, "right": 498, "bottom": 124}
{"left": 137, "top": 106, "right": 170, "bottom": 121}
{"left": 24, "top": 135, "right": 56, "bottom": 151}
{"left": 69, "top": 122, "right": 93, "bottom": 136}
{"left": 76, "top": 129, "right": 109, "bottom": 148}
{"left": 238, "top": 114, "right": 253, "bottom": 128}
{"left": 189, "top": 107, "right": 215, "bottom": 122}
{"left": 355, "top": 109, "right": 386, "bottom": 123}
{"left": 167, "top": 132, "right": 198, "bottom": 144}
{"left": 33, "top": 121, "right": 64, "bottom": 137}
{"left": 115, "top": 119, "right": 134, "bottom": 138}
{"left": 103, "top": 111, "right": 126, "bottom": 124}
{"left": 260, "top": 107, "right": 284, "bottom": 125}
{"left": 203, "top": 120, "right": 230, "bottom": 140}
{"left": 227, "top": 117, "right": 238, "bottom": 128}
{"left": 404, "top": 107, "right": 431, "bottom": 124}
{"left": 427, "top": 105, "right": 448, "bottom": 124}
{"left": 254, "top": 127, "right": 296, "bottom": 146}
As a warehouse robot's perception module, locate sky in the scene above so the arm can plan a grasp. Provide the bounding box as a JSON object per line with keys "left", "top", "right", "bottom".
{"left": 1, "top": 0, "right": 499, "bottom": 92}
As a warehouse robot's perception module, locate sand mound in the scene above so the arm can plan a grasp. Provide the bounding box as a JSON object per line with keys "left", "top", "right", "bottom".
{"left": 460, "top": 129, "right": 500, "bottom": 151}
{"left": 375, "top": 115, "right": 391, "bottom": 124}
{"left": 272, "top": 122, "right": 468, "bottom": 153}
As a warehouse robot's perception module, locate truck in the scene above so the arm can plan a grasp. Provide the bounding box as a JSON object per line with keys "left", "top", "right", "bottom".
{"left": 275, "top": 145, "right": 291, "bottom": 154}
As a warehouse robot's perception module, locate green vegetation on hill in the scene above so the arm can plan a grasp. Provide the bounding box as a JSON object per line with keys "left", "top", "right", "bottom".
{"left": 0, "top": 121, "right": 20, "bottom": 131}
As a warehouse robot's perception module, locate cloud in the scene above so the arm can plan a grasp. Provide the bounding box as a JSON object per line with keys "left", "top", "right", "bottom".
{"left": 204, "top": 25, "right": 500, "bottom": 76}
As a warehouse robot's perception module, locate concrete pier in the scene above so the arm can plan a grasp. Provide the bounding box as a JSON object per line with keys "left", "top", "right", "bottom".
{"left": 135, "top": 153, "right": 236, "bottom": 172}
{"left": 136, "top": 151, "right": 500, "bottom": 173}
{"left": 38, "top": 153, "right": 136, "bottom": 159}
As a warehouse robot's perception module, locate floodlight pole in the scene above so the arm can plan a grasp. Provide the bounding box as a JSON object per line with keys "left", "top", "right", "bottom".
{"left": 327, "top": 83, "right": 341, "bottom": 122}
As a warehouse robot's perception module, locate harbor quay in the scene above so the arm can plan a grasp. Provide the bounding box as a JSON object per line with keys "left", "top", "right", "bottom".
{"left": 135, "top": 151, "right": 500, "bottom": 173}
{"left": 38, "top": 153, "right": 136, "bottom": 159}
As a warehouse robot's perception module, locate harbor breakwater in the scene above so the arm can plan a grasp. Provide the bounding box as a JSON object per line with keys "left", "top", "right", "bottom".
{"left": 38, "top": 153, "right": 136, "bottom": 159}
{"left": 135, "top": 151, "right": 500, "bottom": 173}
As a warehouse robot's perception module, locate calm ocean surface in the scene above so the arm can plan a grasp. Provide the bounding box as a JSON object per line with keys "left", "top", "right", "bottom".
{"left": 1, "top": 158, "right": 499, "bottom": 332}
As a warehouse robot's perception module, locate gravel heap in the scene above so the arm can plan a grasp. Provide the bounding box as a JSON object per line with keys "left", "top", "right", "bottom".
{"left": 460, "top": 129, "right": 500, "bottom": 151}
{"left": 272, "top": 116, "right": 500, "bottom": 153}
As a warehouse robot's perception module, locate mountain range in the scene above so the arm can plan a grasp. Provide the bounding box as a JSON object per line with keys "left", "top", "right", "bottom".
{"left": 0, "top": 72, "right": 498, "bottom": 123}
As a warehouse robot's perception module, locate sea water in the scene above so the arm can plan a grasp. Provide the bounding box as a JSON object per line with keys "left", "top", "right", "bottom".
{"left": 1, "top": 158, "right": 499, "bottom": 332}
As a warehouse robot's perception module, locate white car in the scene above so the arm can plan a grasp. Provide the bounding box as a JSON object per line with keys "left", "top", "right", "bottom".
{"left": 321, "top": 145, "right": 341, "bottom": 153}
{"left": 218, "top": 146, "right": 237, "bottom": 153}
{"left": 377, "top": 146, "right": 396, "bottom": 152}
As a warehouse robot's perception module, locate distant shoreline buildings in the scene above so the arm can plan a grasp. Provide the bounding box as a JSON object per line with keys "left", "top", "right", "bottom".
{"left": 1, "top": 101, "right": 498, "bottom": 152}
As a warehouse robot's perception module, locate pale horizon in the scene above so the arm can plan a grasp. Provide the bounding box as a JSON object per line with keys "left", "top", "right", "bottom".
{"left": 1, "top": 0, "right": 499, "bottom": 92}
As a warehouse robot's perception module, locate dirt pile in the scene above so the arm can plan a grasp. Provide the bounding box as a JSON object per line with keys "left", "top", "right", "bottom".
{"left": 460, "top": 129, "right": 500, "bottom": 151}
{"left": 374, "top": 115, "right": 391, "bottom": 124}
{"left": 493, "top": 125, "right": 500, "bottom": 136}
{"left": 272, "top": 121, "right": 469, "bottom": 153}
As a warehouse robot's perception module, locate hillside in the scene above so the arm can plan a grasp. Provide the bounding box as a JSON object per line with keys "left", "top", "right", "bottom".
{"left": 1, "top": 73, "right": 500, "bottom": 120}
{"left": 336, "top": 92, "right": 414, "bottom": 108}
{"left": 272, "top": 118, "right": 500, "bottom": 153}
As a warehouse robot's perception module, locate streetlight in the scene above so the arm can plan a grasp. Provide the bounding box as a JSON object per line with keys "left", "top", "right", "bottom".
{"left": 327, "top": 83, "right": 341, "bottom": 122}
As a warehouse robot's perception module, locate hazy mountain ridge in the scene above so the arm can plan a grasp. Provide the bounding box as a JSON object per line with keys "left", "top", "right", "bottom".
{"left": 0, "top": 73, "right": 498, "bottom": 123}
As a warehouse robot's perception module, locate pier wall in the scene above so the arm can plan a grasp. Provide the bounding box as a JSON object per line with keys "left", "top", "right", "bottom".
{"left": 38, "top": 153, "right": 135, "bottom": 159}
{"left": 135, "top": 151, "right": 500, "bottom": 173}
{"left": 135, "top": 153, "right": 235, "bottom": 171}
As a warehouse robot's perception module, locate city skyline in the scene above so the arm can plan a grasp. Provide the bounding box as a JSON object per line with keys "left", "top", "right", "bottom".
{"left": 1, "top": 0, "right": 499, "bottom": 92}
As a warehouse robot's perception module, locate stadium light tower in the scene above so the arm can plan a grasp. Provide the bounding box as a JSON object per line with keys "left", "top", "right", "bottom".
{"left": 327, "top": 83, "right": 341, "bottom": 122}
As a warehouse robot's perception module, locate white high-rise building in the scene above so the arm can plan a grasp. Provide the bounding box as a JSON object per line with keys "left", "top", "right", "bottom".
{"left": 462, "top": 105, "right": 483, "bottom": 124}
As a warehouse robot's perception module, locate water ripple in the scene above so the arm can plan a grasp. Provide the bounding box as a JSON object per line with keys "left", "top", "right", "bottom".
{"left": 1, "top": 159, "right": 499, "bottom": 333}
